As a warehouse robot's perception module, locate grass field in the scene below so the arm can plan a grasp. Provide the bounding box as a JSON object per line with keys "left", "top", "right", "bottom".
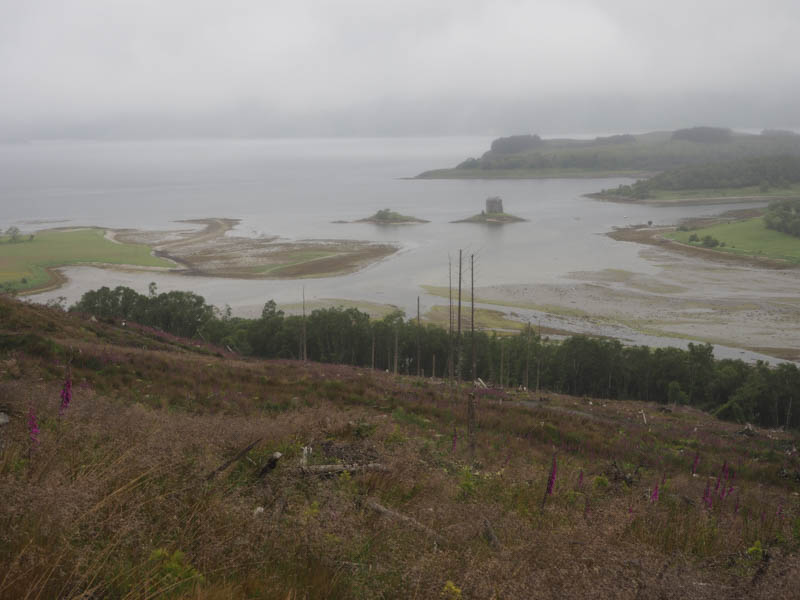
{"left": 0, "top": 228, "right": 173, "bottom": 293}
{"left": 421, "top": 284, "right": 592, "bottom": 319}
{"left": 424, "top": 304, "right": 526, "bottom": 332}
{"left": 646, "top": 183, "right": 800, "bottom": 201}
{"left": 668, "top": 217, "right": 800, "bottom": 263}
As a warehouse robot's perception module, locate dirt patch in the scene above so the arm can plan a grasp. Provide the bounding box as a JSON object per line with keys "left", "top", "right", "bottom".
{"left": 115, "top": 218, "right": 398, "bottom": 280}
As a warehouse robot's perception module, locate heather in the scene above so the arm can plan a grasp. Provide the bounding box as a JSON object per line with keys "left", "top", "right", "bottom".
{"left": 1, "top": 295, "right": 799, "bottom": 598}
{"left": 70, "top": 284, "right": 800, "bottom": 430}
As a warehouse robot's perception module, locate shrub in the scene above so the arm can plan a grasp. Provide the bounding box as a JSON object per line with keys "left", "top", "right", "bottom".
{"left": 593, "top": 475, "right": 610, "bottom": 491}
{"left": 147, "top": 549, "right": 204, "bottom": 597}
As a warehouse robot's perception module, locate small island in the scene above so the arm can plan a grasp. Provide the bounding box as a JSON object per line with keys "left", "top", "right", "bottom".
{"left": 453, "top": 197, "right": 526, "bottom": 224}
{"left": 356, "top": 208, "right": 429, "bottom": 225}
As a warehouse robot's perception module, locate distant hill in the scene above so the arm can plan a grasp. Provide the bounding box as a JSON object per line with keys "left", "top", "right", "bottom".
{"left": 416, "top": 127, "right": 800, "bottom": 179}
{"left": 595, "top": 155, "right": 800, "bottom": 201}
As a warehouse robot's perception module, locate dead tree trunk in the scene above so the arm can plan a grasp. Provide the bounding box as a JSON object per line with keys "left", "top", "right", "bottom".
{"left": 525, "top": 323, "right": 531, "bottom": 390}
{"left": 456, "top": 249, "right": 462, "bottom": 381}
{"left": 471, "top": 253, "right": 476, "bottom": 382}
{"left": 499, "top": 339, "right": 504, "bottom": 388}
{"left": 416, "top": 296, "right": 421, "bottom": 377}
{"left": 467, "top": 392, "right": 476, "bottom": 463}
{"left": 393, "top": 326, "right": 399, "bottom": 375}
{"left": 448, "top": 255, "right": 453, "bottom": 381}
{"left": 302, "top": 286, "right": 307, "bottom": 362}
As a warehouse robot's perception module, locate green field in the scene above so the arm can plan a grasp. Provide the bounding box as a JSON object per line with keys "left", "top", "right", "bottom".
{"left": 647, "top": 183, "right": 800, "bottom": 201}
{"left": 667, "top": 217, "right": 800, "bottom": 263}
{"left": 0, "top": 228, "right": 173, "bottom": 293}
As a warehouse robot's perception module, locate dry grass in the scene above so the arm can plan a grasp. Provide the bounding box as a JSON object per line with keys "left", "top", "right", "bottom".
{"left": 1, "top": 296, "right": 799, "bottom": 599}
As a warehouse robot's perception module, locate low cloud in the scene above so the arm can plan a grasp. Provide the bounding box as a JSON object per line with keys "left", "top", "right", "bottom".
{"left": 1, "top": 0, "right": 798, "bottom": 138}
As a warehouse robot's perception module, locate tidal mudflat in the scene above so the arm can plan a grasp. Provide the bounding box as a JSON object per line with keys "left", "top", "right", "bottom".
{"left": 115, "top": 218, "right": 398, "bottom": 279}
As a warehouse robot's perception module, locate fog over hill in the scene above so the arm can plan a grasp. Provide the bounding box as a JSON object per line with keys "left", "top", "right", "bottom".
{"left": 1, "top": 0, "right": 799, "bottom": 139}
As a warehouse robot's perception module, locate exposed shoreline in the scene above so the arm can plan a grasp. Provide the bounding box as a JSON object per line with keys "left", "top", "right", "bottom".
{"left": 451, "top": 213, "right": 526, "bottom": 224}
{"left": 17, "top": 218, "right": 399, "bottom": 295}
{"left": 413, "top": 168, "right": 650, "bottom": 180}
{"left": 587, "top": 192, "right": 790, "bottom": 207}
{"left": 607, "top": 214, "right": 796, "bottom": 270}
{"left": 115, "top": 218, "right": 400, "bottom": 280}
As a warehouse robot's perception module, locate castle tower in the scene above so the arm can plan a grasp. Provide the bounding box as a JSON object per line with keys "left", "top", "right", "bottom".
{"left": 485, "top": 197, "right": 504, "bottom": 214}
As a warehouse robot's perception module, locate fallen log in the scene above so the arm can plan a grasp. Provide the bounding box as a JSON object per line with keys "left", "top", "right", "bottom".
{"left": 205, "top": 437, "right": 262, "bottom": 481}
{"left": 301, "top": 463, "right": 389, "bottom": 475}
{"left": 365, "top": 498, "right": 442, "bottom": 544}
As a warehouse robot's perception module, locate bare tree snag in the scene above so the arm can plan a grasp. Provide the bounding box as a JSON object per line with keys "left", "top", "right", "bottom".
{"left": 257, "top": 452, "right": 283, "bottom": 478}
{"left": 482, "top": 517, "right": 501, "bottom": 549}
{"left": 467, "top": 392, "right": 476, "bottom": 463}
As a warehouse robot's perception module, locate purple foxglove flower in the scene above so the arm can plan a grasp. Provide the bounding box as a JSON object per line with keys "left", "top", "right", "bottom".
{"left": 650, "top": 484, "right": 659, "bottom": 503}
{"left": 702, "top": 479, "right": 713, "bottom": 509}
{"left": 578, "top": 470, "right": 584, "bottom": 488}
{"left": 546, "top": 455, "right": 557, "bottom": 496}
{"left": 59, "top": 376, "right": 72, "bottom": 416}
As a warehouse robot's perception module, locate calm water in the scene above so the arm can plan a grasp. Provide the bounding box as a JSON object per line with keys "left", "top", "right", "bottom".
{"left": 1, "top": 138, "right": 775, "bottom": 361}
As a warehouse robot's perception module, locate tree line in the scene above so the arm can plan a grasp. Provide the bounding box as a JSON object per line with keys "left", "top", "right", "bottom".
{"left": 605, "top": 155, "right": 800, "bottom": 199}
{"left": 447, "top": 130, "right": 800, "bottom": 176}
{"left": 764, "top": 198, "right": 800, "bottom": 238}
{"left": 70, "top": 283, "right": 800, "bottom": 430}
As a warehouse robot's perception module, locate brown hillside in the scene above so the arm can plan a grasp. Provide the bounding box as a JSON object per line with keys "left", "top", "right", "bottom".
{"left": 0, "top": 295, "right": 798, "bottom": 599}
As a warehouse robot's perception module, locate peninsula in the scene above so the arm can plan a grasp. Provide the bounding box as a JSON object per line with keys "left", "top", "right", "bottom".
{"left": 1, "top": 219, "right": 399, "bottom": 295}
{"left": 417, "top": 127, "right": 800, "bottom": 180}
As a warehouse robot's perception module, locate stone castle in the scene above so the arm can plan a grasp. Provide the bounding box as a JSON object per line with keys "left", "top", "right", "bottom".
{"left": 485, "top": 197, "right": 504, "bottom": 214}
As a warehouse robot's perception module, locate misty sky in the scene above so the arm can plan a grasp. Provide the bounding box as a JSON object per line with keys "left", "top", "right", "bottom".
{"left": 1, "top": 0, "right": 798, "bottom": 139}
